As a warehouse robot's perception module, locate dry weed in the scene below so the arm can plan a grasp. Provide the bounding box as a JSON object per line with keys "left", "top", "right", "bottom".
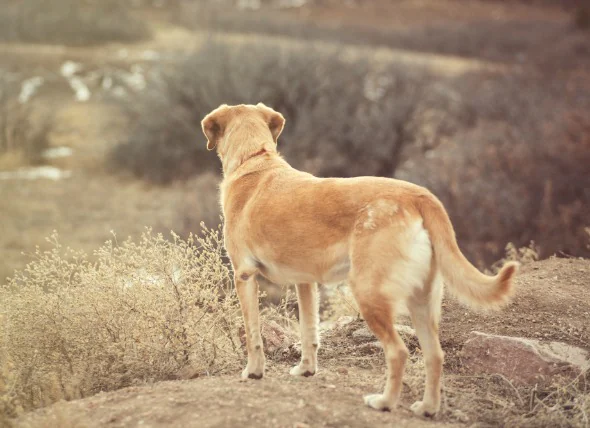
{"left": 0, "top": 226, "right": 245, "bottom": 415}
{"left": 490, "top": 241, "right": 540, "bottom": 273}
{"left": 322, "top": 284, "right": 360, "bottom": 321}
{"left": 110, "top": 39, "right": 431, "bottom": 183}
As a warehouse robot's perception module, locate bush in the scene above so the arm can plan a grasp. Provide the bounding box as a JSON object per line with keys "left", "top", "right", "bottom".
{"left": 110, "top": 39, "right": 590, "bottom": 265}
{"left": 574, "top": 6, "right": 590, "bottom": 30}
{"left": 0, "top": 0, "right": 150, "bottom": 46}
{"left": 398, "top": 72, "right": 590, "bottom": 265}
{"left": 109, "top": 39, "right": 435, "bottom": 183}
{"left": 0, "top": 227, "right": 244, "bottom": 415}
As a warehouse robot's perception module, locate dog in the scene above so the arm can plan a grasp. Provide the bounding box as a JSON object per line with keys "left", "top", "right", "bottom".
{"left": 201, "top": 103, "right": 518, "bottom": 417}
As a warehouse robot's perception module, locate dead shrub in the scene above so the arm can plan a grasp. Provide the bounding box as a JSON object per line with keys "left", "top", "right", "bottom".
{"left": 109, "top": 39, "right": 434, "bottom": 183}
{"left": 397, "top": 72, "right": 590, "bottom": 266}
{"left": 110, "top": 40, "right": 590, "bottom": 265}
{"left": 574, "top": 6, "right": 590, "bottom": 30}
{"left": 0, "top": 224, "right": 299, "bottom": 418}
{"left": 0, "top": 226, "right": 245, "bottom": 414}
{"left": 0, "top": 0, "right": 150, "bottom": 46}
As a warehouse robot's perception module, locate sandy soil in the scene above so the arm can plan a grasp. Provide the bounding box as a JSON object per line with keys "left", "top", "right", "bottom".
{"left": 14, "top": 366, "right": 460, "bottom": 428}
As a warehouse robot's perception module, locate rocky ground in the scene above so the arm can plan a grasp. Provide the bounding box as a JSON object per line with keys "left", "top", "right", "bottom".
{"left": 13, "top": 258, "right": 590, "bottom": 428}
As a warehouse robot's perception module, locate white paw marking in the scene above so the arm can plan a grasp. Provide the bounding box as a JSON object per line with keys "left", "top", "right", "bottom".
{"left": 410, "top": 400, "right": 437, "bottom": 417}
{"left": 364, "top": 394, "right": 393, "bottom": 411}
{"left": 289, "top": 364, "right": 315, "bottom": 377}
{"left": 241, "top": 366, "right": 263, "bottom": 380}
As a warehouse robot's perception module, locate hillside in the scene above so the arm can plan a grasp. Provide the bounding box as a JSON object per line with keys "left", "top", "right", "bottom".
{"left": 13, "top": 258, "right": 590, "bottom": 428}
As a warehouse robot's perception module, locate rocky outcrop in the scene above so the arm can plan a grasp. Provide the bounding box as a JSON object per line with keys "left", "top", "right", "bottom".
{"left": 460, "top": 331, "right": 590, "bottom": 386}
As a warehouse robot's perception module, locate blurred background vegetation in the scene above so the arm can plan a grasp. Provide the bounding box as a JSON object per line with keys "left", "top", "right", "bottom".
{"left": 0, "top": 0, "right": 589, "bottom": 282}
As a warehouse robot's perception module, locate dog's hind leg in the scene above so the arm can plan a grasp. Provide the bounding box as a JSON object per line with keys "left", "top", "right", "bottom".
{"left": 348, "top": 205, "right": 432, "bottom": 412}
{"left": 290, "top": 283, "right": 320, "bottom": 377}
{"left": 408, "top": 272, "right": 444, "bottom": 417}
{"left": 235, "top": 274, "right": 265, "bottom": 379}
{"left": 350, "top": 282, "right": 409, "bottom": 411}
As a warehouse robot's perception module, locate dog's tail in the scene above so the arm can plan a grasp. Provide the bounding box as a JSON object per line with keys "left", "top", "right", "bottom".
{"left": 418, "top": 194, "right": 518, "bottom": 308}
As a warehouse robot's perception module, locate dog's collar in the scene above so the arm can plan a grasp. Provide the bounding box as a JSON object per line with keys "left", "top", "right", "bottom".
{"left": 240, "top": 148, "right": 267, "bottom": 167}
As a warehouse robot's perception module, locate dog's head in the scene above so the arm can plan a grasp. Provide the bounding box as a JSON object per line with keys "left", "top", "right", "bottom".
{"left": 201, "top": 103, "right": 285, "bottom": 153}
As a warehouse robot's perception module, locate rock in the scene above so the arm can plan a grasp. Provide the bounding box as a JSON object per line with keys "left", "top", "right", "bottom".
{"left": 173, "top": 365, "right": 201, "bottom": 380}
{"left": 351, "top": 326, "right": 374, "bottom": 340}
{"left": 461, "top": 331, "right": 590, "bottom": 386}
{"left": 356, "top": 341, "right": 383, "bottom": 355}
{"left": 334, "top": 315, "right": 356, "bottom": 329}
{"left": 239, "top": 320, "right": 297, "bottom": 355}
{"left": 351, "top": 324, "right": 416, "bottom": 341}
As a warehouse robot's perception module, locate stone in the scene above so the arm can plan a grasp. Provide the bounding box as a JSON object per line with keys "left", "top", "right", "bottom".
{"left": 460, "top": 331, "right": 590, "bottom": 386}
{"left": 356, "top": 342, "right": 383, "bottom": 355}
{"left": 334, "top": 315, "right": 356, "bottom": 329}
{"left": 351, "top": 326, "right": 374, "bottom": 340}
{"left": 238, "top": 320, "right": 297, "bottom": 355}
{"left": 351, "top": 324, "right": 416, "bottom": 341}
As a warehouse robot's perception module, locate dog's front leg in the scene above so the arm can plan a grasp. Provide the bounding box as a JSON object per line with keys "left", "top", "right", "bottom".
{"left": 290, "top": 283, "right": 319, "bottom": 377}
{"left": 236, "top": 274, "right": 265, "bottom": 379}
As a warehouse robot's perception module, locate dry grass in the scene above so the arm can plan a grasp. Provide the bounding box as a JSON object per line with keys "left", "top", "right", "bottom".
{"left": 0, "top": 0, "right": 150, "bottom": 46}
{"left": 0, "top": 226, "right": 243, "bottom": 415}
{"left": 441, "top": 370, "right": 590, "bottom": 427}
{"left": 0, "top": 224, "right": 299, "bottom": 420}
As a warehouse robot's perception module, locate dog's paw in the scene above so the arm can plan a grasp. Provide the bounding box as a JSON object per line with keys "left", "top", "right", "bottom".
{"left": 363, "top": 394, "right": 394, "bottom": 412}
{"left": 410, "top": 401, "right": 438, "bottom": 418}
{"left": 241, "top": 366, "right": 263, "bottom": 380}
{"left": 289, "top": 364, "right": 316, "bottom": 377}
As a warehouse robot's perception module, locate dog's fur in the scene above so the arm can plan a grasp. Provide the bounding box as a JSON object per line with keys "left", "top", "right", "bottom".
{"left": 202, "top": 103, "right": 518, "bottom": 417}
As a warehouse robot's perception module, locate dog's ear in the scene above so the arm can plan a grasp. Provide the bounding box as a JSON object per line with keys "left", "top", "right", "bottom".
{"left": 256, "top": 103, "right": 285, "bottom": 144}
{"left": 201, "top": 104, "right": 229, "bottom": 151}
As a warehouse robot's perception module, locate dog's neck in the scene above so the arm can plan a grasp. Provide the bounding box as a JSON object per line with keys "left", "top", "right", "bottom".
{"left": 222, "top": 143, "right": 275, "bottom": 177}
{"left": 220, "top": 122, "right": 280, "bottom": 177}
{"left": 240, "top": 148, "right": 267, "bottom": 167}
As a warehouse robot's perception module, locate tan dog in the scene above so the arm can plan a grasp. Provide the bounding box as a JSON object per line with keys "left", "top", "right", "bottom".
{"left": 201, "top": 103, "right": 518, "bottom": 417}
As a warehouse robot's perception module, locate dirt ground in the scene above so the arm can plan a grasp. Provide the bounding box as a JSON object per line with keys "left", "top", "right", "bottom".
{"left": 12, "top": 258, "right": 590, "bottom": 428}
{"left": 14, "top": 367, "right": 460, "bottom": 428}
